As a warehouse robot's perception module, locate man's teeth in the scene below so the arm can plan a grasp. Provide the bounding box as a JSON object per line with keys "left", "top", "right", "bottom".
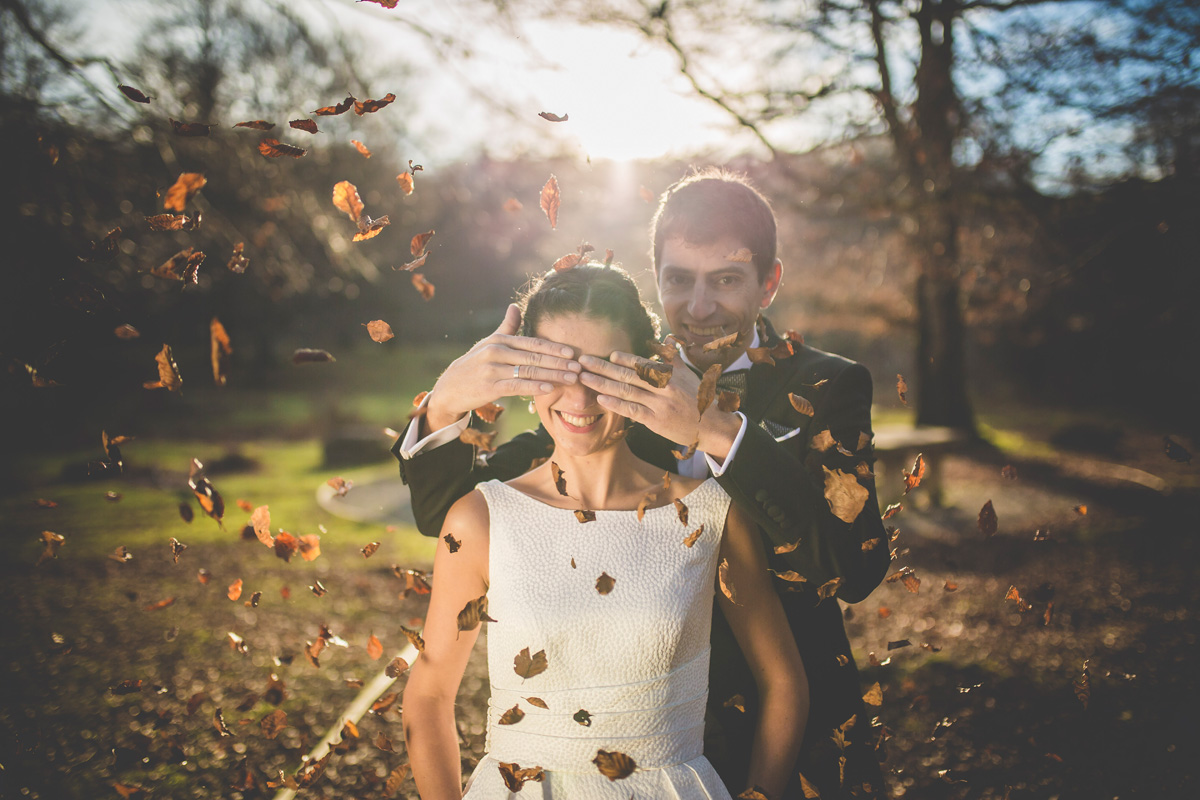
{"left": 560, "top": 412, "right": 601, "bottom": 427}
{"left": 689, "top": 325, "right": 726, "bottom": 336}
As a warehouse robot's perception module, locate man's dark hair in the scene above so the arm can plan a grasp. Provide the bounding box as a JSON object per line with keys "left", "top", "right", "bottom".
{"left": 650, "top": 167, "right": 778, "bottom": 283}
{"left": 518, "top": 263, "right": 661, "bottom": 358}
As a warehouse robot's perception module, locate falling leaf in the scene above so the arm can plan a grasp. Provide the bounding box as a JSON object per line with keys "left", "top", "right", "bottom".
{"left": 669, "top": 499, "right": 689, "bottom": 528}
{"left": 593, "top": 749, "right": 637, "bottom": 781}
{"left": 944, "top": 580, "right": 959, "bottom": 591}
{"left": 551, "top": 462, "right": 568, "bottom": 496}
{"left": 164, "top": 173, "right": 206, "bottom": 211}
{"left": 288, "top": 119, "right": 319, "bottom": 134}
{"left": 1033, "top": 528, "right": 1053, "bottom": 542}
{"left": 697, "top": 364, "right": 721, "bottom": 416}
{"left": 887, "top": 639, "right": 912, "bottom": 650}
{"left": 347, "top": 139, "right": 371, "bottom": 158}
{"left": 209, "top": 318, "right": 232, "bottom": 387}
{"left": 169, "top": 118, "right": 211, "bottom": 136}
{"left": 354, "top": 92, "right": 397, "bottom": 114}
{"left": 513, "top": 647, "right": 548, "bottom": 679}
{"left": 810, "top": 429, "right": 836, "bottom": 452}
{"left": 1004, "top": 585, "right": 1032, "bottom": 612}
{"left": 902, "top": 453, "right": 926, "bottom": 494}
{"left": 108, "top": 545, "right": 132, "bottom": 563}
{"left": 885, "top": 566, "right": 920, "bottom": 593}
{"left": 221, "top": 241, "right": 249, "bottom": 273}
{"left": 385, "top": 656, "right": 409, "bottom": 678}
{"left": 573, "top": 709, "right": 592, "bottom": 726}
{"left": 373, "top": 732, "right": 395, "bottom": 753}
{"left": 400, "top": 625, "right": 425, "bottom": 652}
{"left": 1043, "top": 600, "right": 1055, "bottom": 626}
{"left": 701, "top": 332, "right": 741, "bottom": 353}
{"left": 718, "top": 558, "right": 737, "bottom": 604}
{"left": 816, "top": 577, "right": 844, "bottom": 603}
{"left": 213, "top": 708, "right": 232, "bottom": 737}
{"left": 396, "top": 171, "right": 415, "bottom": 195}
{"left": 882, "top": 502, "right": 903, "bottom": 520}
{"left": 261, "top": 709, "right": 287, "bottom": 739}
{"left": 169, "top": 537, "right": 187, "bottom": 563}
{"left": 355, "top": 319, "right": 395, "bottom": 344}
{"left": 498, "top": 705, "right": 525, "bottom": 725}
{"left": 717, "top": 391, "right": 741, "bottom": 413}
{"left": 978, "top": 500, "right": 998, "bottom": 537}
{"left": 457, "top": 594, "right": 496, "bottom": 631}
{"left": 773, "top": 539, "right": 801, "bottom": 555}
{"left": 151, "top": 247, "right": 206, "bottom": 283}
{"left": 234, "top": 120, "right": 274, "bottom": 130}
{"left": 538, "top": 111, "right": 568, "bottom": 122}
{"left": 574, "top": 509, "right": 596, "bottom": 523}
{"left": 313, "top": 95, "right": 354, "bottom": 116}
{"left": 835, "top": 653, "right": 850, "bottom": 667}
{"left": 460, "top": 427, "right": 496, "bottom": 451}
{"left": 188, "top": 458, "right": 224, "bottom": 525}
{"left": 309, "top": 580, "right": 327, "bottom": 597}
{"left": 327, "top": 476, "right": 353, "bottom": 497}
{"left": 396, "top": 251, "right": 430, "bottom": 272}
{"left": 367, "top": 634, "right": 383, "bottom": 660}
{"left": 143, "top": 597, "right": 175, "bottom": 611}
{"left": 822, "top": 466, "right": 869, "bottom": 523}
{"left": 1074, "top": 660, "right": 1090, "bottom": 709}
{"left": 877, "top": 606, "right": 891, "bottom": 618}
{"left": 896, "top": 374, "right": 908, "bottom": 405}
{"left": 292, "top": 348, "right": 335, "bottom": 364}
{"left": 443, "top": 533, "right": 461, "bottom": 553}
{"left": 745, "top": 340, "right": 794, "bottom": 366}
{"left": 411, "top": 272, "right": 435, "bottom": 301}
{"left": 798, "top": 772, "right": 822, "bottom": 798}
{"left": 361, "top": 541, "right": 380, "bottom": 558}
{"left": 257, "top": 138, "right": 306, "bottom": 158}
{"left": 738, "top": 789, "right": 770, "bottom": 800}
{"left": 474, "top": 402, "right": 504, "bottom": 423}
{"left": 227, "top": 579, "right": 243, "bottom": 601}
{"left": 370, "top": 692, "right": 397, "bottom": 715}
{"left": 634, "top": 359, "right": 672, "bottom": 388}
{"left": 118, "top": 84, "right": 151, "bottom": 103}
{"left": 1074, "top": 504, "right": 1088, "bottom": 516}
{"left": 768, "top": 569, "right": 807, "bottom": 585}
{"left": 553, "top": 252, "right": 585, "bottom": 272}
{"left": 114, "top": 324, "right": 140, "bottom": 340}
{"left": 727, "top": 247, "right": 754, "bottom": 263}
{"left": 145, "top": 213, "right": 200, "bottom": 231}
{"left": 497, "top": 763, "right": 545, "bottom": 792}
{"left": 539, "top": 174, "right": 560, "bottom": 229}
{"left": 402, "top": 232, "right": 435, "bottom": 262}
{"left": 503, "top": 197, "right": 522, "bottom": 212}
{"left": 683, "top": 525, "right": 704, "bottom": 548}
{"left": 1001, "top": 464, "right": 1018, "bottom": 480}
{"left": 595, "top": 572, "right": 615, "bottom": 595}
{"left": 789, "top": 392, "right": 815, "bottom": 416}
{"left": 723, "top": 694, "right": 747, "bottom": 713}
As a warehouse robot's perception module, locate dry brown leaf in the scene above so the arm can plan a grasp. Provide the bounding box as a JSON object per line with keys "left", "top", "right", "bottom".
{"left": 886, "top": 566, "right": 921, "bottom": 593}
{"left": 145, "top": 212, "right": 200, "bottom": 231}
{"left": 745, "top": 340, "right": 794, "bottom": 366}
{"left": 249, "top": 505, "right": 272, "bottom": 548}
{"left": 213, "top": 708, "right": 232, "bottom": 737}
{"left": 822, "top": 466, "right": 869, "bottom": 523}
{"left": 169, "top": 537, "right": 187, "bottom": 563}
{"left": 400, "top": 625, "right": 425, "bottom": 652}
{"left": 261, "top": 709, "right": 286, "bottom": 739}
{"left": 234, "top": 119, "right": 274, "bottom": 130}
{"left": 395, "top": 172, "right": 415, "bottom": 196}
{"left": 227, "top": 579, "right": 243, "bottom": 601}
{"left": 367, "top": 634, "right": 383, "bottom": 660}
{"left": 332, "top": 180, "right": 364, "bottom": 223}
{"left": 539, "top": 174, "right": 560, "bottom": 229}
{"left": 810, "top": 429, "right": 836, "bottom": 452}
{"left": 902, "top": 453, "right": 926, "bottom": 494}
{"left": 513, "top": 647, "right": 548, "bottom": 679}
{"left": 457, "top": 594, "right": 496, "bottom": 631}
{"left": 595, "top": 572, "right": 615, "bottom": 595}
{"left": 114, "top": 324, "right": 140, "bottom": 340}
{"left": 143, "top": 344, "right": 182, "bottom": 392}
{"left": 978, "top": 499, "right": 998, "bottom": 537}
{"left": 773, "top": 539, "right": 801, "bottom": 555}
{"left": 553, "top": 252, "right": 585, "bottom": 272}
{"left": 396, "top": 251, "right": 430, "bottom": 272}
{"left": 574, "top": 509, "right": 596, "bottom": 523}
{"left": 385, "top": 656, "right": 409, "bottom": 678}
{"left": 410, "top": 230, "right": 435, "bottom": 257}
{"left": 863, "top": 682, "right": 884, "bottom": 706}
{"left": 737, "top": 789, "right": 769, "bottom": 800}
{"left": 169, "top": 118, "right": 211, "bottom": 136}
{"left": 593, "top": 749, "right": 637, "bottom": 781}
{"left": 799, "top": 772, "right": 822, "bottom": 798}
{"left": 352, "top": 215, "right": 390, "bottom": 242}
{"left": 538, "top": 111, "right": 568, "bottom": 122}
{"left": 717, "top": 391, "right": 741, "bottom": 413}
{"left": 474, "top": 402, "right": 504, "bottom": 423}
{"left": 289, "top": 118, "right": 319, "bottom": 134}
{"left": 718, "top": 557, "right": 738, "bottom": 604}
{"left": 460, "top": 428, "right": 496, "bottom": 451}
{"left": 411, "top": 272, "right": 435, "bottom": 301}
{"left": 697, "top": 364, "right": 721, "bottom": 416}
{"left": 498, "top": 705, "right": 525, "bottom": 725}
{"left": 526, "top": 697, "right": 548, "bottom": 709}
{"left": 635, "top": 359, "right": 673, "bottom": 388}
{"left": 443, "top": 533, "right": 461, "bottom": 553}
{"left": 163, "top": 173, "right": 206, "bottom": 211}
{"left": 550, "top": 461, "right": 569, "bottom": 496}
{"left": 313, "top": 95, "right": 354, "bottom": 116}
{"left": 151, "top": 247, "right": 206, "bottom": 283}
{"left": 497, "top": 762, "right": 544, "bottom": 793}
{"left": 1074, "top": 504, "right": 1088, "bottom": 516}
{"left": 702, "top": 332, "right": 740, "bottom": 352}
{"left": 354, "top": 93, "right": 397, "bottom": 115}
{"left": 789, "top": 392, "right": 815, "bottom": 416}
{"left": 365, "top": 320, "right": 394, "bottom": 343}
{"left": 683, "top": 524, "right": 704, "bottom": 548}
{"left": 118, "top": 84, "right": 151, "bottom": 103}
{"left": 210, "top": 318, "right": 231, "bottom": 387}
{"left": 292, "top": 348, "right": 335, "bottom": 365}
{"left": 816, "top": 577, "right": 843, "bottom": 602}
{"left": 896, "top": 373, "right": 908, "bottom": 405}
{"left": 769, "top": 569, "right": 808, "bottom": 585}
{"left": 257, "top": 138, "right": 306, "bottom": 158}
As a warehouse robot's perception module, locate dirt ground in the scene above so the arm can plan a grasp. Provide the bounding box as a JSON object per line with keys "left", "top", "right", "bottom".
{"left": 2, "top": 444, "right": 1198, "bottom": 799}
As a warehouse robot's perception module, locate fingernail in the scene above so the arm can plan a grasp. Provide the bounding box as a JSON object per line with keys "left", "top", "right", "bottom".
{"left": 563, "top": 373, "right": 578, "bottom": 383}
{"left": 539, "top": 383, "right": 552, "bottom": 393}
{"left": 567, "top": 361, "right": 582, "bottom": 372}
{"left": 560, "top": 346, "right": 573, "bottom": 357}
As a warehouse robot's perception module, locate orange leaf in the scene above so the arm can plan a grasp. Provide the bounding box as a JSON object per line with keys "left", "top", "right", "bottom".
{"left": 592, "top": 749, "right": 637, "bottom": 780}
{"left": 822, "top": 466, "right": 869, "bottom": 523}
{"left": 234, "top": 119, "right": 274, "bottom": 130}
{"left": 503, "top": 197, "right": 522, "bottom": 212}
{"left": 367, "top": 634, "right": 383, "bottom": 660}
{"left": 410, "top": 230, "right": 435, "bottom": 257}
{"left": 460, "top": 427, "right": 495, "bottom": 451}
{"left": 539, "top": 174, "right": 560, "bottom": 229}
{"left": 697, "top": 364, "right": 721, "bottom": 416}
{"left": 313, "top": 95, "right": 354, "bottom": 116}
{"left": 474, "top": 402, "right": 504, "bottom": 423}
{"left": 396, "top": 172, "right": 414, "bottom": 195}
{"left": 350, "top": 139, "right": 371, "bottom": 157}
{"left": 169, "top": 118, "right": 211, "bottom": 136}
{"left": 727, "top": 247, "right": 754, "bottom": 263}
{"left": 635, "top": 359, "right": 672, "bottom": 388}
{"left": 718, "top": 557, "right": 737, "bottom": 604}
{"left": 789, "top": 392, "right": 815, "bottom": 416}
{"left": 257, "top": 138, "right": 306, "bottom": 158}
{"left": 683, "top": 524, "right": 704, "bottom": 548}
{"left": 227, "top": 579, "right": 243, "bottom": 601}
{"left": 354, "top": 93, "right": 397, "bottom": 115}
{"left": 210, "top": 318, "right": 231, "bottom": 387}
{"left": 332, "top": 180, "right": 365, "bottom": 223}
{"left": 902, "top": 453, "right": 926, "bottom": 494}
{"left": 227, "top": 242, "right": 249, "bottom": 273}
{"left": 163, "top": 173, "right": 206, "bottom": 212}
{"left": 551, "top": 461, "right": 568, "bottom": 496}
{"left": 289, "top": 118, "right": 319, "bottom": 134}
{"left": 411, "top": 272, "right": 435, "bottom": 301}
{"left": 249, "top": 505, "right": 272, "bottom": 547}
{"left": 143, "top": 344, "right": 182, "bottom": 392}
{"left": 896, "top": 373, "right": 908, "bottom": 405}
{"left": 365, "top": 320, "right": 394, "bottom": 343}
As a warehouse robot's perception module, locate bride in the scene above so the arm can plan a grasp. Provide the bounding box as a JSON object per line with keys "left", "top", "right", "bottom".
{"left": 402, "top": 263, "right": 807, "bottom": 799}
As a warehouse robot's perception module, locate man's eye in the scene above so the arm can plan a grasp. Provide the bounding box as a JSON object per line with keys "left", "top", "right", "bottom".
{"left": 717, "top": 275, "right": 740, "bottom": 286}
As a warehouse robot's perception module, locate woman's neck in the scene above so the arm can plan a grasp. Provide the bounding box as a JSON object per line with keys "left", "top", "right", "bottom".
{"left": 546, "top": 441, "right": 652, "bottom": 509}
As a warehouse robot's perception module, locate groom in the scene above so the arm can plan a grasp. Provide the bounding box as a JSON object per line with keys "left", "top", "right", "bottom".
{"left": 394, "top": 168, "right": 889, "bottom": 798}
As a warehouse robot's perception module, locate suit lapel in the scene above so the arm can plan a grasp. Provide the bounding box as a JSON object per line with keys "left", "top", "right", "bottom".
{"left": 743, "top": 315, "right": 799, "bottom": 424}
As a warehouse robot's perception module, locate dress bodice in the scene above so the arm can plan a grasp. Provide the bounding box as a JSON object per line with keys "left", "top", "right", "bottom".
{"left": 462, "top": 477, "right": 734, "bottom": 799}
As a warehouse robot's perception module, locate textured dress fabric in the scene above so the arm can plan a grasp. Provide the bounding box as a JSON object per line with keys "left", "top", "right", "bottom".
{"left": 462, "top": 477, "right": 734, "bottom": 800}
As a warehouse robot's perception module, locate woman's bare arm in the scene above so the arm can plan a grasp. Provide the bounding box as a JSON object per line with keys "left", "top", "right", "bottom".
{"left": 403, "top": 490, "right": 490, "bottom": 800}
{"left": 717, "top": 502, "right": 809, "bottom": 799}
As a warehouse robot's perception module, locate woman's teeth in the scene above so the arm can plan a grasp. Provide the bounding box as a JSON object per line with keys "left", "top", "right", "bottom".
{"left": 559, "top": 412, "right": 601, "bottom": 427}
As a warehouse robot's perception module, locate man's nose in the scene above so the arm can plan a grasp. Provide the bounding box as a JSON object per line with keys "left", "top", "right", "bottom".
{"left": 687, "top": 284, "right": 716, "bottom": 320}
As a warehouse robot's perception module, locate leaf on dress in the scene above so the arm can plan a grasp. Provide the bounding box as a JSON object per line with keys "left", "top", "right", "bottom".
{"left": 118, "top": 84, "right": 151, "bottom": 103}
{"left": 673, "top": 498, "right": 689, "bottom": 526}
{"left": 595, "top": 572, "right": 615, "bottom": 595}
{"left": 513, "top": 647, "right": 548, "bottom": 679}
{"left": 498, "top": 705, "right": 525, "bottom": 725}
{"left": 526, "top": 697, "right": 548, "bottom": 709}
{"left": 769, "top": 569, "right": 807, "bottom": 585}
{"left": 551, "top": 461, "right": 568, "bottom": 496}
{"left": 683, "top": 524, "right": 704, "bottom": 548}
{"left": 592, "top": 749, "right": 637, "bottom": 781}
{"left": 574, "top": 509, "right": 596, "bottom": 524}
{"left": 498, "top": 762, "right": 545, "bottom": 792}
{"left": 573, "top": 709, "right": 592, "bottom": 726}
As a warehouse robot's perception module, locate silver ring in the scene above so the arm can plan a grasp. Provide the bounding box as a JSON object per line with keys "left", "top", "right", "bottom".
{"left": 513, "top": 365, "right": 521, "bottom": 380}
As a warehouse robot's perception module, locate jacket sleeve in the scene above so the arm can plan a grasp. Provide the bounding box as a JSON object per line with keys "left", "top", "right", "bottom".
{"left": 715, "top": 362, "right": 890, "bottom": 603}
{"left": 392, "top": 420, "right": 552, "bottom": 537}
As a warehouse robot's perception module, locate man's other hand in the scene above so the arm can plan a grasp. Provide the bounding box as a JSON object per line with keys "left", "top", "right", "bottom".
{"left": 423, "top": 304, "right": 582, "bottom": 433}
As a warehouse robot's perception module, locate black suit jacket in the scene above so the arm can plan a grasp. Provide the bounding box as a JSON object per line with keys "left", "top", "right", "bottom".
{"left": 393, "top": 317, "right": 890, "bottom": 795}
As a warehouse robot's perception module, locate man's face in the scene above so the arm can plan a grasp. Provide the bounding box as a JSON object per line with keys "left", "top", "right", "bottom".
{"left": 656, "top": 234, "right": 781, "bottom": 371}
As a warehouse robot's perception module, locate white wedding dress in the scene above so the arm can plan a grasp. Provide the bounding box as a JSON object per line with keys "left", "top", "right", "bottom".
{"left": 462, "top": 477, "right": 734, "bottom": 799}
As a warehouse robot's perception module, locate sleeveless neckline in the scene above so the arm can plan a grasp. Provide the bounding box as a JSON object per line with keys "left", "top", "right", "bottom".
{"left": 486, "top": 475, "right": 718, "bottom": 517}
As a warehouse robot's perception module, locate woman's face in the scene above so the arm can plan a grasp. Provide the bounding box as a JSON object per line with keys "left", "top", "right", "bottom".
{"left": 532, "top": 312, "right": 632, "bottom": 457}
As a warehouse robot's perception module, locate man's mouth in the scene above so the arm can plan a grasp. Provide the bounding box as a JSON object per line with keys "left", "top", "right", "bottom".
{"left": 685, "top": 324, "right": 727, "bottom": 338}
{"left": 556, "top": 411, "right": 602, "bottom": 432}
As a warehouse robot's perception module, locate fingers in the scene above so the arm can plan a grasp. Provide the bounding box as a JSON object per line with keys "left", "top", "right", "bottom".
{"left": 607, "top": 351, "right": 643, "bottom": 370}
{"left": 490, "top": 334, "right": 580, "bottom": 366}
{"left": 501, "top": 362, "right": 578, "bottom": 387}
{"left": 506, "top": 378, "right": 555, "bottom": 396}
{"left": 596, "top": 393, "right": 651, "bottom": 424}
{"left": 579, "top": 370, "right": 653, "bottom": 403}
{"left": 494, "top": 303, "right": 522, "bottom": 337}
{"left": 578, "top": 354, "right": 639, "bottom": 384}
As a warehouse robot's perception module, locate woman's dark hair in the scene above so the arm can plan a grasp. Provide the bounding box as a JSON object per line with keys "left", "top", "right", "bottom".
{"left": 518, "top": 263, "right": 660, "bottom": 358}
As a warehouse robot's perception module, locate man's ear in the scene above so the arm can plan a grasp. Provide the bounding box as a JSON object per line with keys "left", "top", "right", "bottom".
{"left": 760, "top": 259, "right": 783, "bottom": 308}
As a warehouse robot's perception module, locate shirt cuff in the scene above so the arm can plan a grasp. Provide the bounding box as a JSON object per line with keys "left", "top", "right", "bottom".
{"left": 397, "top": 393, "right": 471, "bottom": 459}
{"left": 703, "top": 411, "right": 748, "bottom": 478}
